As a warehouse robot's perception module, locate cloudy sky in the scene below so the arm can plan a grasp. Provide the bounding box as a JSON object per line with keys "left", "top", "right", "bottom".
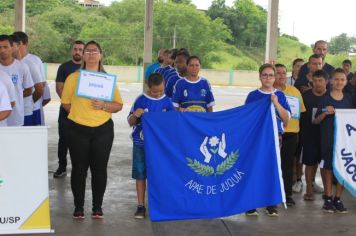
{"left": 101, "top": 0, "right": 356, "bottom": 45}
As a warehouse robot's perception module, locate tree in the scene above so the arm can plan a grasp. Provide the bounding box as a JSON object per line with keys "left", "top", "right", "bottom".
{"left": 169, "top": 0, "right": 192, "bottom": 4}
{"left": 0, "top": 10, "right": 14, "bottom": 34}
{"left": 26, "top": 17, "right": 65, "bottom": 62}
{"left": 39, "top": 5, "right": 88, "bottom": 44}
{"left": 208, "top": 0, "right": 267, "bottom": 49}
{"left": 154, "top": 1, "right": 231, "bottom": 67}
{"left": 328, "top": 33, "right": 352, "bottom": 55}
{"left": 0, "top": 0, "right": 14, "bottom": 13}
{"left": 234, "top": 0, "right": 267, "bottom": 48}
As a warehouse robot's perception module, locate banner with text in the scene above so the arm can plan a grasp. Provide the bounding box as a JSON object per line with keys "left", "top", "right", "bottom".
{"left": 0, "top": 127, "right": 52, "bottom": 234}
{"left": 142, "top": 97, "right": 285, "bottom": 221}
{"left": 334, "top": 109, "right": 356, "bottom": 197}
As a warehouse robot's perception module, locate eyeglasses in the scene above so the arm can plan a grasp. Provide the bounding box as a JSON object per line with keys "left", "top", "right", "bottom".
{"left": 84, "top": 50, "right": 100, "bottom": 55}
{"left": 261, "top": 73, "right": 275, "bottom": 78}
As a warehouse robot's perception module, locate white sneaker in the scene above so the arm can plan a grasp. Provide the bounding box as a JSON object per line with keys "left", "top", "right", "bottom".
{"left": 313, "top": 182, "right": 324, "bottom": 193}
{"left": 292, "top": 180, "right": 303, "bottom": 193}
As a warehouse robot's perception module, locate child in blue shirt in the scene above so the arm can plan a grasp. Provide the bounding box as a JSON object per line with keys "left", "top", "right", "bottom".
{"left": 172, "top": 56, "right": 215, "bottom": 112}
{"left": 245, "top": 64, "right": 291, "bottom": 135}
{"left": 314, "top": 68, "right": 354, "bottom": 214}
{"left": 244, "top": 63, "right": 291, "bottom": 217}
{"left": 127, "top": 73, "right": 174, "bottom": 219}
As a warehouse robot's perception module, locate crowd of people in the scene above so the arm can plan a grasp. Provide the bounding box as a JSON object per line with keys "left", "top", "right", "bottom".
{"left": 0, "top": 33, "right": 50, "bottom": 127}
{"left": 1, "top": 35, "right": 355, "bottom": 220}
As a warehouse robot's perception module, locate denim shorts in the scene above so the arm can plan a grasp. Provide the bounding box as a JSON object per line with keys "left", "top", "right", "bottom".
{"left": 132, "top": 144, "right": 146, "bottom": 180}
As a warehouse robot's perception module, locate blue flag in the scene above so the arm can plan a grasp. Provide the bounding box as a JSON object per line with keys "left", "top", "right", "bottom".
{"left": 142, "top": 97, "right": 285, "bottom": 221}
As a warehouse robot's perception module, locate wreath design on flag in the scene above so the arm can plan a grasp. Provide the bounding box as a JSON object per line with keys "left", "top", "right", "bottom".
{"left": 186, "top": 150, "right": 239, "bottom": 177}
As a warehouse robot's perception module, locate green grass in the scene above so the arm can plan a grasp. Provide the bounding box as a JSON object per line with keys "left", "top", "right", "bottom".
{"left": 211, "top": 46, "right": 260, "bottom": 71}
{"left": 210, "top": 36, "right": 355, "bottom": 71}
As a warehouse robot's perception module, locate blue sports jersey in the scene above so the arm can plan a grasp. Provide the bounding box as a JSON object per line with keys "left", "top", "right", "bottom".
{"left": 245, "top": 89, "right": 291, "bottom": 134}
{"left": 172, "top": 77, "right": 215, "bottom": 112}
{"left": 164, "top": 67, "right": 178, "bottom": 81}
{"left": 165, "top": 73, "right": 183, "bottom": 98}
{"left": 128, "top": 93, "right": 174, "bottom": 145}
{"left": 154, "top": 65, "right": 177, "bottom": 82}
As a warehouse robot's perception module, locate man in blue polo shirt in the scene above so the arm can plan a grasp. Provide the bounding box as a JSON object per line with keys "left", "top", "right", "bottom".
{"left": 144, "top": 48, "right": 164, "bottom": 80}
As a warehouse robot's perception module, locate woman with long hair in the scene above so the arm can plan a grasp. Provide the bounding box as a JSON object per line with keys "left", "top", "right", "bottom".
{"left": 61, "top": 41, "right": 123, "bottom": 219}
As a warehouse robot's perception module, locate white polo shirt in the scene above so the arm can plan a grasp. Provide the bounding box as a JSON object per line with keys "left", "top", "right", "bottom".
{"left": 0, "top": 69, "right": 16, "bottom": 104}
{"left": 0, "top": 82, "right": 12, "bottom": 127}
{"left": 23, "top": 54, "right": 46, "bottom": 111}
{"left": 0, "top": 59, "right": 34, "bottom": 126}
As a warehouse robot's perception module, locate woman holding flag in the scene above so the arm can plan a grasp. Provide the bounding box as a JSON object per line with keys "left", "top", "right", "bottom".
{"left": 244, "top": 63, "right": 291, "bottom": 217}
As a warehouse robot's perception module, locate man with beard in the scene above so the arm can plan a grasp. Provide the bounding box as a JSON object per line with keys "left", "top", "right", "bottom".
{"left": 165, "top": 49, "right": 190, "bottom": 97}
{"left": 54, "top": 40, "right": 85, "bottom": 178}
{"left": 298, "top": 40, "right": 335, "bottom": 80}
{"left": 145, "top": 49, "right": 165, "bottom": 80}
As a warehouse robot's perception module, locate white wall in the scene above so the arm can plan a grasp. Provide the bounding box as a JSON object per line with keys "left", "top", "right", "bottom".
{"left": 45, "top": 63, "right": 261, "bottom": 87}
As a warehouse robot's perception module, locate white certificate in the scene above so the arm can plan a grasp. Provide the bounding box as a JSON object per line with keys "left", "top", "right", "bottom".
{"left": 76, "top": 70, "right": 117, "bottom": 101}
{"left": 286, "top": 95, "right": 300, "bottom": 119}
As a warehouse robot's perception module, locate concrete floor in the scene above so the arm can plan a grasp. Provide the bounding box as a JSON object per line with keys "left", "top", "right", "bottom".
{"left": 30, "top": 82, "right": 356, "bottom": 235}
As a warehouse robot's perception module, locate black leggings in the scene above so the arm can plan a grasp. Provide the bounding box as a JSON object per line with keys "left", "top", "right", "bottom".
{"left": 67, "top": 119, "right": 114, "bottom": 209}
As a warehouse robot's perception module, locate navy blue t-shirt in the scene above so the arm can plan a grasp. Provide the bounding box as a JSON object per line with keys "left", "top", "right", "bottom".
{"left": 316, "top": 92, "right": 354, "bottom": 160}
{"left": 343, "top": 81, "right": 355, "bottom": 97}
{"left": 294, "top": 74, "right": 312, "bottom": 92}
{"left": 347, "top": 72, "right": 354, "bottom": 81}
{"left": 294, "top": 71, "right": 331, "bottom": 93}
{"left": 298, "top": 62, "right": 334, "bottom": 80}
{"left": 300, "top": 90, "right": 326, "bottom": 145}
{"left": 56, "top": 60, "right": 81, "bottom": 119}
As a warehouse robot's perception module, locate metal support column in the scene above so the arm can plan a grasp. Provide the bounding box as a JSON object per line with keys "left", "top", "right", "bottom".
{"left": 15, "top": 0, "right": 26, "bottom": 32}
{"left": 265, "top": 0, "right": 279, "bottom": 64}
{"left": 143, "top": 0, "right": 154, "bottom": 89}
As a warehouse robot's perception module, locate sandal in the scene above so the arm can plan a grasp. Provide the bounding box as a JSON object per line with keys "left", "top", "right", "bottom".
{"left": 303, "top": 193, "right": 314, "bottom": 201}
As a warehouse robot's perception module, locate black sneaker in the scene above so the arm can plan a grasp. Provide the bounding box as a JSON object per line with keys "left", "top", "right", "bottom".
{"left": 286, "top": 196, "right": 296, "bottom": 206}
{"left": 134, "top": 205, "right": 146, "bottom": 219}
{"left": 245, "top": 209, "right": 258, "bottom": 216}
{"left": 322, "top": 198, "right": 334, "bottom": 213}
{"left": 265, "top": 206, "right": 278, "bottom": 216}
{"left": 73, "top": 207, "right": 85, "bottom": 219}
{"left": 333, "top": 199, "right": 348, "bottom": 214}
{"left": 53, "top": 167, "right": 66, "bottom": 178}
{"left": 92, "top": 207, "right": 104, "bottom": 219}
